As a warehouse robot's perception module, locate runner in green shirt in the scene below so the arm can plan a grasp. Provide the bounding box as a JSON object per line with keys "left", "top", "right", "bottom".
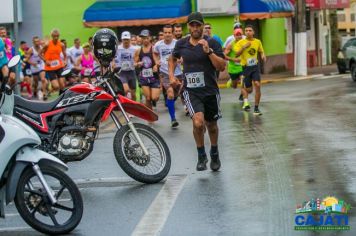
{"left": 224, "top": 28, "right": 244, "bottom": 100}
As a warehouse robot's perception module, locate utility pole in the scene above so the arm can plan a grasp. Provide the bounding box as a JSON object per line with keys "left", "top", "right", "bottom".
{"left": 13, "top": 0, "right": 20, "bottom": 95}
{"left": 294, "top": 0, "right": 307, "bottom": 76}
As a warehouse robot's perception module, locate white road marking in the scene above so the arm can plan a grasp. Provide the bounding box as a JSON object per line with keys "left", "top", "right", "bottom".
{"left": 131, "top": 175, "right": 187, "bottom": 236}
{"left": 0, "top": 226, "right": 32, "bottom": 232}
{"left": 5, "top": 213, "right": 20, "bottom": 217}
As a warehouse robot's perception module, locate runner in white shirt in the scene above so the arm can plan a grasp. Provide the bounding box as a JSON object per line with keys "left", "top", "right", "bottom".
{"left": 26, "top": 36, "right": 48, "bottom": 100}
{"left": 223, "top": 22, "right": 245, "bottom": 49}
{"left": 113, "top": 31, "right": 137, "bottom": 101}
{"left": 69, "top": 38, "right": 83, "bottom": 76}
{"left": 153, "top": 25, "right": 183, "bottom": 128}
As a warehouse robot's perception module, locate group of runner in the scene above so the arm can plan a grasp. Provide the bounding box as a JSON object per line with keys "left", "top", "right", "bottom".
{"left": 1, "top": 14, "right": 267, "bottom": 172}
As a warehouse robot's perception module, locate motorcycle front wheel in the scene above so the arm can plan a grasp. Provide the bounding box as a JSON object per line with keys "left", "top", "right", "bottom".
{"left": 14, "top": 165, "right": 83, "bottom": 235}
{"left": 113, "top": 123, "right": 171, "bottom": 184}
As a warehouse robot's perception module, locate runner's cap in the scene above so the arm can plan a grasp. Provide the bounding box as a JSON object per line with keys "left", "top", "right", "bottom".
{"left": 139, "top": 29, "right": 151, "bottom": 37}
{"left": 234, "top": 22, "right": 241, "bottom": 29}
{"left": 121, "top": 31, "right": 131, "bottom": 40}
{"left": 188, "top": 12, "right": 204, "bottom": 25}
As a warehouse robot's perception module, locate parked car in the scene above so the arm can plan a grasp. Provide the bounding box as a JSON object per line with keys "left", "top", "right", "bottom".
{"left": 337, "top": 37, "right": 356, "bottom": 81}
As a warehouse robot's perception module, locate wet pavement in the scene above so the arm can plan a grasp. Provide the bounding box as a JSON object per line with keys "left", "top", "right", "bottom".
{"left": 1, "top": 74, "right": 356, "bottom": 235}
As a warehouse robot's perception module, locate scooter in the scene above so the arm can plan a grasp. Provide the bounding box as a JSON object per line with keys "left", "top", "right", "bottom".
{"left": 0, "top": 55, "right": 83, "bottom": 235}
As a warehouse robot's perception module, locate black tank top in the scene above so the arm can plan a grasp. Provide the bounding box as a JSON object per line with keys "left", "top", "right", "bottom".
{"left": 139, "top": 46, "right": 155, "bottom": 70}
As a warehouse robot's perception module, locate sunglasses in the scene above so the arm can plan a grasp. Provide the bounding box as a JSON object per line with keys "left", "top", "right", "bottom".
{"left": 204, "top": 27, "right": 211, "bottom": 29}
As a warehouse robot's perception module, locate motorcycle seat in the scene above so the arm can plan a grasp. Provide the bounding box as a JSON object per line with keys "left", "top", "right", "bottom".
{"left": 14, "top": 94, "right": 64, "bottom": 113}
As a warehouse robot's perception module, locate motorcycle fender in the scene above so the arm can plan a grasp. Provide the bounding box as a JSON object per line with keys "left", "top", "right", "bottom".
{"left": 101, "top": 97, "right": 159, "bottom": 122}
{"left": 6, "top": 147, "right": 68, "bottom": 204}
{"left": 5, "top": 161, "right": 27, "bottom": 204}
{"left": 16, "top": 147, "right": 68, "bottom": 172}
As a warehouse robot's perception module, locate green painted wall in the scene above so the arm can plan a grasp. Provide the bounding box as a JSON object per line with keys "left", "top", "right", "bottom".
{"left": 41, "top": 0, "right": 97, "bottom": 47}
{"left": 191, "top": 0, "right": 196, "bottom": 11}
{"left": 260, "top": 18, "right": 286, "bottom": 56}
{"left": 204, "top": 16, "right": 235, "bottom": 44}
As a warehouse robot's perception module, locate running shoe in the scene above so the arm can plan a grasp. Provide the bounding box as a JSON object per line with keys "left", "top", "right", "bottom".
{"left": 210, "top": 151, "right": 221, "bottom": 171}
{"left": 242, "top": 101, "right": 250, "bottom": 111}
{"left": 196, "top": 154, "right": 208, "bottom": 171}
{"left": 253, "top": 107, "right": 262, "bottom": 116}
{"left": 239, "top": 94, "right": 243, "bottom": 102}
{"left": 171, "top": 119, "right": 179, "bottom": 128}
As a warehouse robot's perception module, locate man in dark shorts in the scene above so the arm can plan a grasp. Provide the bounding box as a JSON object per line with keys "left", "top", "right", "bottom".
{"left": 235, "top": 25, "right": 266, "bottom": 115}
{"left": 134, "top": 29, "right": 160, "bottom": 110}
{"left": 169, "top": 12, "right": 226, "bottom": 171}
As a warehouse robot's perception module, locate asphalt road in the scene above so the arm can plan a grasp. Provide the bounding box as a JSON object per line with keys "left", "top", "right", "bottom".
{"left": 1, "top": 74, "right": 356, "bottom": 236}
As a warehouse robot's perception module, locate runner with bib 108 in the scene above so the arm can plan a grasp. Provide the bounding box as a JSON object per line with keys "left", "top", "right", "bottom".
{"left": 169, "top": 12, "right": 226, "bottom": 171}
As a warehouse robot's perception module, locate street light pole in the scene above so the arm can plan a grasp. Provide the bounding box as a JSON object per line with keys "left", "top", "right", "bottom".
{"left": 13, "top": 0, "right": 20, "bottom": 95}
{"left": 294, "top": 0, "right": 308, "bottom": 76}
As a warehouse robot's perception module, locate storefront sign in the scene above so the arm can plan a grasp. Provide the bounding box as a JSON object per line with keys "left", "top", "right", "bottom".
{"left": 305, "top": 0, "right": 350, "bottom": 9}
{"left": 197, "top": 0, "right": 238, "bottom": 15}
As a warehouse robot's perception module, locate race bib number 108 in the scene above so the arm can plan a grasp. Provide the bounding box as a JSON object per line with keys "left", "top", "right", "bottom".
{"left": 185, "top": 72, "right": 205, "bottom": 88}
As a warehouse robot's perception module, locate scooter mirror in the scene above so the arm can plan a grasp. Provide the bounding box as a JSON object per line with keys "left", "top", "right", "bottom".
{"left": 61, "top": 69, "right": 71, "bottom": 77}
{"left": 7, "top": 55, "right": 21, "bottom": 68}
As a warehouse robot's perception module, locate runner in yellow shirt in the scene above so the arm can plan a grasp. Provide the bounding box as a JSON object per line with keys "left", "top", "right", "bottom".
{"left": 236, "top": 25, "right": 266, "bottom": 115}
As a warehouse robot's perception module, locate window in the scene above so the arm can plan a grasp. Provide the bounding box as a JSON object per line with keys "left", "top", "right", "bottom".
{"left": 351, "top": 13, "right": 355, "bottom": 22}
{"left": 338, "top": 13, "right": 346, "bottom": 22}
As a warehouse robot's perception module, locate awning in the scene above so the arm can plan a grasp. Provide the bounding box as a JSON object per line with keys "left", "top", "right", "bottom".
{"left": 239, "top": 0, "right": 295, "bottom": 21}
{"left": 83, "top": 0, "right": 191, "bottom": 27}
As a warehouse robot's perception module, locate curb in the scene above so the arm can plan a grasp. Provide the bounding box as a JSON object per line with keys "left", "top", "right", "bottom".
{"left": 218, "top": 73, "right": 340, "bottom": 89}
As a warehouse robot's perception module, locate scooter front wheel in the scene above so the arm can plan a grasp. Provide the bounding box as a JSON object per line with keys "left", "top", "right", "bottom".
{"left": 113, "top": 123, "right": 171, "bottom": 184}
{"left": 14, "top": 165, "right": 83, "bottom": 235}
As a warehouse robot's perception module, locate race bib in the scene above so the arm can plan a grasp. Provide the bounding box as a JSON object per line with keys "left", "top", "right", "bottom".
{"left": 142, "top": 68, "right": 153, "bottom": 78}
{"left": 247, "top": 58, "right": 257, "bottom": 66}
{"left": 50, "top": 60, "right": 60, "bottom": 67}
{"left": 26, "top": 69, "right": 31, "bottom": 75}
{"left": 0, "top": 51, "right": 4, "bottom": 58}
{"left": 162, "top": 55, "right": 169, "bottom": 66}
{"left": 84, "top": 68, "right": 92, "bottom": 76}
{"left": 121, "top": 61, "right": 131, "bottom": 71}
{"left": 185, "top": 72, "right": 205, "bottom": 88}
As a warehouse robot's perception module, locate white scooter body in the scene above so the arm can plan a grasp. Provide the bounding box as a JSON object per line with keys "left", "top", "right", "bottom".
{"left": 0, "top": 56, "right": 68, "bottom": 218}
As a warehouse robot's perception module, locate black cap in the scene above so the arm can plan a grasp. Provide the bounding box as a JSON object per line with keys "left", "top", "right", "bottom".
{"left": 139, "top": 29, "right": 150, "bottom": 37}
{"left": 188, "top": 12, "right": 204, "bottom": 25}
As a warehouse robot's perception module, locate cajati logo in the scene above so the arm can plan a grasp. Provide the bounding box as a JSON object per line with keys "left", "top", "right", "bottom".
{"left": 294, "top": 196, "right": 351, "bottom": 231}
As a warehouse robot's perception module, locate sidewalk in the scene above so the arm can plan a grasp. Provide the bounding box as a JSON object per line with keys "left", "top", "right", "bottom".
{"left": 218, "top": 64, "right": 340, "bottom": 88}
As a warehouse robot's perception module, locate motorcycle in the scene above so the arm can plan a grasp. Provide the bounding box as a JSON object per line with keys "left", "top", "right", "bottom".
{"left": 13, "top": 66, "right": 171, "bottom": 184}
{"left": 0, "top": 55, "right": 83, "bottom": 234}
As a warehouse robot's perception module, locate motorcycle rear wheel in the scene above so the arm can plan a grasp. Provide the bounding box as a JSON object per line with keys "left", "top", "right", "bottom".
{"left": 14, "top": 165, "right": 83, "bottom": 235}
{"left": 113, "top": 123, "right": 171, "bottom": 184}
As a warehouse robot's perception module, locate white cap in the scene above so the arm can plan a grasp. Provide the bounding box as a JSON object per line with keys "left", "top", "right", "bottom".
{"left": 233, "top": 22, "right": 241, "bottom": 29}
{"left": 121, "top": 31, "right": 131, "bottom": 40}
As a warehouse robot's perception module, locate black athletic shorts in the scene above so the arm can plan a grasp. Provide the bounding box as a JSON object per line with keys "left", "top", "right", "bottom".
{"left": 22, "top": 68, "right": 32, "bottom": 77}
{"left": 46, "top": 68, "right": 63, "bottom": 81}
{"left": 32, "top": 70, "right": 44, "bottom": 77}
{"left": 182, "top": 90, "right": 222, "bottom": 122}
{"left": 229, "top": 72, "right": 243, "bottom": 81}
{"left": 242, "top": 65, "right": 261, "bottom": 88}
